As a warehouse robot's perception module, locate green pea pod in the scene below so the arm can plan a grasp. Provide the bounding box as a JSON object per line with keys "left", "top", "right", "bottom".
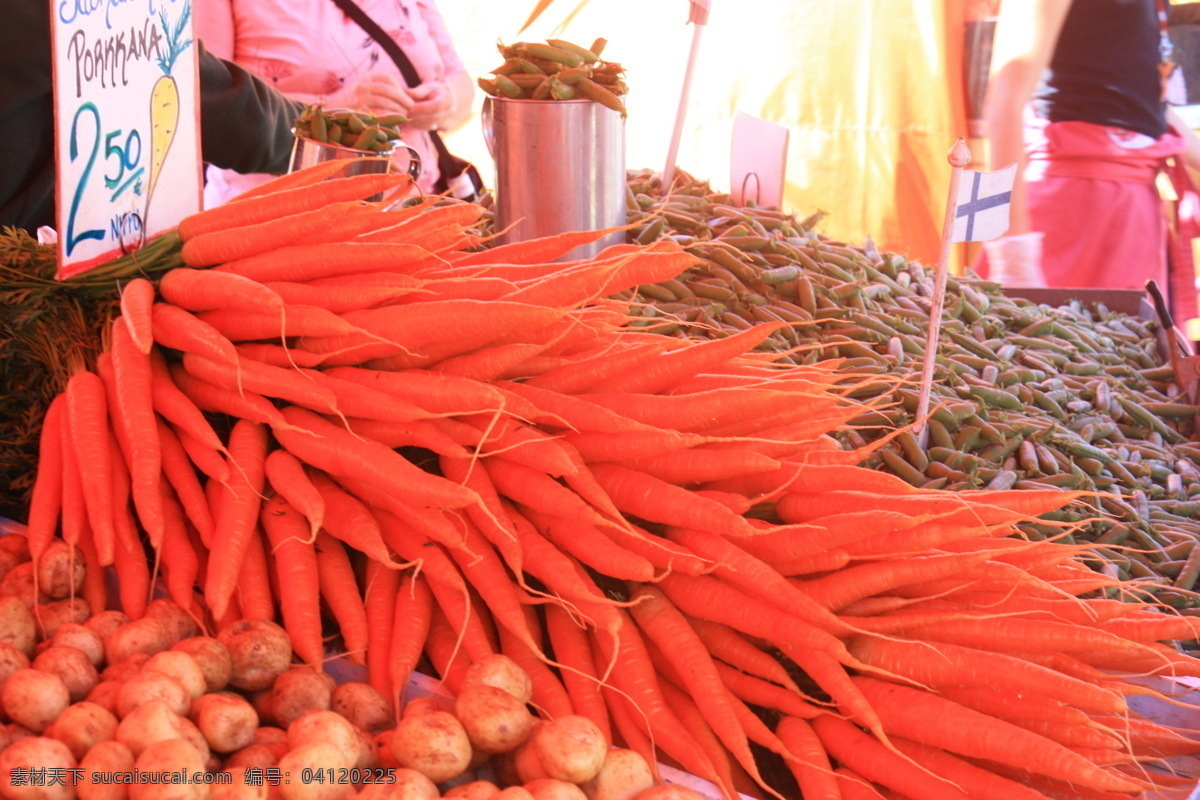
{"left": 576, "top": 78, "right": 627, "bottom": 116}
{"left": 556, "top": 67, "right": 590, "bottom": 85}
{"left": 345, "top": 113, "right": 366, "bottom": 135}
{"left": 492, "top": 74, "right": 527, "bottom": 99}
{"left": 546, "top": 38, "right": 599, "bottom": 63}
{"left": 477, "top": 77, "right": 499, "bottom": 97}
{"left": 508, "top": 74, "right": 550, "bottom": 91}
{"left": 517, "top": 42, "right": 584, "bottom": 68}
{"left": 531, "top": 76, "right": 556, "bottom": 100}
{"left": 351, "top": 125, "right": 381, "bottom": 151}
{"left": 327, "top": 122, "right": 344, "bottom": 144}
{"left": 375, "top": 113, "right": 409, "bottom": 127}
{"left": 590, "top": 37, "right": 608, "bottom": 58}
{"left": 378, "top": 125, "right": 402, "bottom": 141}
{"left": 309, "top": 112, "right": 328, "bottom": 142}
{"left": 550, "top": 82, "right": 577, "bottom": 101}
{"left": 494, "top": 57, "right": 546, "bottom": 76}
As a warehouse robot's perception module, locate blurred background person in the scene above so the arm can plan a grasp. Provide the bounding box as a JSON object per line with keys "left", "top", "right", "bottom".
{"left": 196, "top": 0, "right": 474, "bottom": 205}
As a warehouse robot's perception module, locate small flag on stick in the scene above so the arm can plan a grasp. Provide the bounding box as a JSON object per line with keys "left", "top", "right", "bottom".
{"left": 913, "top": 140, "right": 1016, "bottom": 446}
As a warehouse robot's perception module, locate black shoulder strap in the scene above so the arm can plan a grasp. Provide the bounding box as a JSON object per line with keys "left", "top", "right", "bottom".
{"left": 329, "top": 0, "right": 420, "bottom": 88}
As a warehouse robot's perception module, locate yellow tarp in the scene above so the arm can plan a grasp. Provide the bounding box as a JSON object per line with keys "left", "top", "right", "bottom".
{"left": 440, "top": 0, "right": 968, "bottom": 267}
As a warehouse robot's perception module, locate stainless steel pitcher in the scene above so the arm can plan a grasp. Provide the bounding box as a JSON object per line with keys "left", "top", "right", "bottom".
{"left": 482, "top": 97, "right": 627, "bottom": 261}
{"left": 289, "top": 134, "right": 421, "bottom": 201}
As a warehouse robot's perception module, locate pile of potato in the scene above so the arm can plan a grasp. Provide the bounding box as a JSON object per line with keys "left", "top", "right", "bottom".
{"left": 0, "top": 531, "right": 708, "bottom": 800}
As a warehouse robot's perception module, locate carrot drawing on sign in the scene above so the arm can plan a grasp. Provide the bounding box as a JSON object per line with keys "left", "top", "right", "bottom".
{"left": 145, "top": 0, "right": 193, "bottom": 230}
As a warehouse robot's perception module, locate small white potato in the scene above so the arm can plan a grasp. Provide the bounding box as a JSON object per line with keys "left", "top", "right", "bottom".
{"left": 85, "top": 681, "right": 123, "bottom": 716}
{"left": 85, "top": 611, "right": 131, "bottom": 643}
{"left": 0, "top": 642, "right": 31, "bottom": 692}
{"left": 270, "top": 668, "right": 331, "bottom": 729}
{"left": 174, "top": 715, "right": 213, "bottom": 766}
{"left": 217, "top": 620, "right": 291, "bottom": 692}
{"left": 222, "top": 743, "right": 278, "bottom": 772}
{"left": 358, "top": 769, "right": 439, "bottom": 800}
{"left": 286, "top": 710, "right": 361, "bottom": 769}
{"left": 45, "top": 701, "right": 118, "bottom": 760}
{"left": 0, "top": 550, "right": 23, "bottom": 584}
{"left": 460, "top": 654, "right": 533, "bottom": 704}
{"left": 329, "top": 683, "right": 390, "bottom": 734}
{"left": 143, "top": 651, "right": 207, "bottom": 701}
{"left": 373, "top": 730, "right": 399, "bottom": 771}
{"left": 6, "top": 723, "right": 37, "bottom": 746}
{"left": 77, "top": 740, "right": 136, "bottom": 800}
{"left": 105, "top": 619, "right": 172, "bottom": 666}
{"left": 493, "top": 789, "right": 535, "bottom": 800}
{"left": 511, "top": 735, "right": 549, "bottom": 785}
{"left": 442, "top": 781, "right": 500, "bottom": 800}
{"left": 36, "top": 541, "right": 85, "bottom": 600}
{"left": 248, "top": 690, "right": 275, "bottom": 728}
{"left": 2, "top": 668, "right": 70, "bottom": 732}
{"left": 116, "top": 670, "right": 190, "bottom": 718}
{"left": 33, "top": 646, "right": 99, "bottom": 703}
{"left": 388, "top": 710, "right": 472, "bottom": 784}
{"left": 580, "top": 749, "right": 654, "bottom": 800}
{"left": 399, "top": 698, "right": 442, "bottom": 719}
{"left": 101, "top": 654, "right": 150, "bottom": 684}
{"left": 34, "top": 598, "right": 92, "bottom": 641}
{"left": 49, "top": 624, "right": 105, "bottom": 668}
{"left": 629, "top": 787, "right": 705, "bottom": 800}
{"left": 276, "top": 742, "right": 354, "bottom": 800}
{"left": 534, "top": 716, "right": 607, "bottom": 785}
{"left": 523, "top": 780, "right": 587, "bottom": 800}
{"left": 0, "top": 597, "right": 36, "bottom": 656}
{"left": 144, "top": 600, "right": 200, "bottom": 645}
{"left": 0, "top": 735, "right": 77, "bottom": 800}
{"left": 129, "top": 738, "right": 208, "bottom": 800}
{"left": 192, "top": 693, "right": 258, "bottom": 753}
{"left": 115, "top": 700, "right": 187, "bottom": 757}
{"left": 170, "top": 638, "right": 232, "bottom": 694}
{"left": 252, "top": 726, "right": 289, "bottom": 757}
{"left": 211, "top": 769, "right": 269, "bottom": 800}
{"left": 0, "top": 532, "right": 30, "bottom": 561}
{"left": 0, "top": 563, "right": 48, "bottom": 610}
{"left": 454, "top": 684, "right": 535, "bottom": 754}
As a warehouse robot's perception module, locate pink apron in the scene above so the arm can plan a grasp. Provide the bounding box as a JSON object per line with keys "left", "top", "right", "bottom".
{"left": 1020, "top": 109, "right": 1183, "bottom": 300}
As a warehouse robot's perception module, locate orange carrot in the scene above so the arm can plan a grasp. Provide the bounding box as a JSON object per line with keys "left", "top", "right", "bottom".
{"left": 589, "top": 464, "right": 758, "bottom": 538}
{"left": 151, "top": 303, "right": 241, "bottom": 369}
{"left": 263, "top": 451, "right": 325, "bottom": 540}
{"left": 260, "top": 495, "right": 324, "bottom": 667}
{"left": 159, "top": 268, "right": 285, "bottom": 317}
{"left": 496, "top": 607, "right": 574, "bottom": 720}
{"left": 424, "top": 604, "right": 470, "bottom": 697}
{"left": 204, "top": 419, "right": 268, "bottom": 621}
{"left": 159, "top": 485, "right": 200, "bottom": 612}
{"left": 451, "top": 222, "right": 639, "bottom": 267}
{"left": 389, "top": 572, "right": 433, "bottom": 710}
{"left": 520, "top": 508, "right": 654, "bottom": 583}
{"left": 156, "top": 419, "right": 215, "bottom": 546}
{"left": 363, "top": 559, "right": 401, "bottom": 703}
{"left": 109, "top": 319, "right": 165, "bottom": 548}
{"left": 26, "top": 395, "right": 65, "bottom": 565}
{"left": 180, "top": 354, "right": 342, "bottom": 417}
{"left": 307, "top": 472, "right": 410, "bottom": 567}
{"left": 223, "top": 157, "right": 379, "bottom": 204}
{"left": 775, "top": 716, "right": 841, "bottom": 800}
{"left": 168, "top": 363, "right": 293, "bottom": 433}
{"left": 313, "top": 531, "right": 369, "bottom": 667}
{"left": 66, "top": 370, "right": 115, "bottom": 564}
{"left": 120, "top": 278, "right": 156, "bottom": 354}
{"left": 263, "top": 278, "right": 427, "bottom": 313}
{"left": 544, "top": 604, "right": 612, "bottom": 745}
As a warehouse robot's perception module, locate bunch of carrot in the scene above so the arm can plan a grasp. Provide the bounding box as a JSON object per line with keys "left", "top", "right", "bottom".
{"left": 19, "top": 159, "right": 1200, "bottom": 799}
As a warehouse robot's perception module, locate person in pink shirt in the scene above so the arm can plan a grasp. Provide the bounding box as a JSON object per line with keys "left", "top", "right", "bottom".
{"left": 196, "top": 0, "right": 474, "bottom": 204}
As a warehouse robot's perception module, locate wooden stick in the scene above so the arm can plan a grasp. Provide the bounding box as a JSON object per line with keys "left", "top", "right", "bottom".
{"left": 662, "top": 1, "right": 710, "bottom": 190}
{"left": 914, "top": 138, "right": 972, "bottom": 448}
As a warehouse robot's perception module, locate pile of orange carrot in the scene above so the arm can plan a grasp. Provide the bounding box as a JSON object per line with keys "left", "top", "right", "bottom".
{"left": 19, "top": 160, "right": 1200, "bottom": 799}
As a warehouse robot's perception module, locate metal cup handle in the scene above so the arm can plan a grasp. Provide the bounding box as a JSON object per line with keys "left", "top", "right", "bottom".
{"left": 390, "top": 144, "right": 422, "bottom": 181}
{"left": 480, "top": 96, "right": 496, "bottom": 158}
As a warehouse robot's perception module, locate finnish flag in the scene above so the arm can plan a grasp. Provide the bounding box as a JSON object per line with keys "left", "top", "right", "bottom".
{"left": 951, "top": 163, "right": 1018, "bottom": 243}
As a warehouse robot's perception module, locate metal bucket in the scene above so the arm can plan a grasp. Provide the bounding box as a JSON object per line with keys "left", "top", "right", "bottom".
{"left": 289, "top": 134, "right": 421, "bottom": 199}
{"left": 482, "top": 97, "right": 626, "bottom": 261}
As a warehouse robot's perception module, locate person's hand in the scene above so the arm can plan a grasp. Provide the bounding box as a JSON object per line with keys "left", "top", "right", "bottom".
{"left": 982, "top": 231, "right": 1047, "bottom": 288}
{"left": 347, "top": 73, "right": 415, "bottom": 117}
{"left": 404, "top": 81, "right": 456, "bottom": 130}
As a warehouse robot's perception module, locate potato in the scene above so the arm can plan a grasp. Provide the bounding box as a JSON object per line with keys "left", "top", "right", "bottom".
{"left": 175, "top": 715, "right": 213, "bottom": 765}
{"left": 580, "top": 749, "right": 654, "bottom": 800}
{"left": 389, "top": 710, "right": 472, "bottom": 784}
{"left": 287, "top": 710, "right": 361, "bottom": 769}
{"left": 116, "top": 700, "right": 188, "bottom": 757}
{"left": 276, "top": 742, "right": 354, "bottom": 800}
{"left": 373, "top": 730, "right": 399, "bottom": 771}
{"left": 0, "top": 550, "right": 24, "bottom": 584}
{"left": 0, "top": 642, "right": 31, "bottom": 693}
{"left": 399, "top": 697, "right": 442, "bottom": 719}
{"left": 36, "top": 541, "right": 85, "bottom": 600}
{"left": 248, "top": 690, "right": 275, "bottom": 728}
{"left": 271, "top": 668, "right": 331, "bottom": 729}
{"left": 0, "top": 724, "right": 10, "bottom": 751}
{"left": 0, "top": 532, "right": 30, "bottom": 561}
{"left": 629, "top": 788, "right": 704, "bottom": 800}
{"left": 45, "top": 701, "right": 118, "bottom": 760}
{"left": 0, "top": 735, "right": 77, "bottom": 800}
{"left": 105, "top": 619, "right": 172, "bottom": 666}
{"left": 534, "top": 716, "right": 606, "bottom": 785}
{"left": 329, "top": 682, "right": 390, "bottom": 734}
{"left": 223, "top": 743, "right": 279, "bottom": 771}
{"left": 2, "top": 668, "right": 70, "bottom": 732}
{"left": 454, "top": 684, "right": 535, "bottom": 755}
{"left": 76, "top": 739, "right": 135, "bottom": 800}
{"left": 6, "top": 723, "right": 37, "bottom": 746}
{"left": 143, "top": 651, "right": 207, "bottom": 701}
{"left": 511, "top": 735, "right": 549, "bottom": 785}
{"left": 441, "top": 781, "right": 500, "bottom": 800}
{"left": 217, "top": 620, "right": 291, "bottom": 692}
{"left": 354, "top": 726, "right": 380, "bottom": 770}
{"left": 85, "top": 611, "right": 131, "bottom": 643}
{"left": 361, "top": 770, "right": 437, "bottom": 800}
{"left": 33, "top": 646, "right": 99, "bottom": 703}
{"left": 0, "top": 596, "right": 37, "bottom": 655}
{"left": 144, "top": 600, "right": 200, "bottom": 645}
{"left": 459, "top": 654, "right": 533, "bottom": 704}
{"left": 129, "top": 738, "right": 208, "bottom": 800}
{"left": 85, "top": 681, "right": 123, "bottom": 716}
{"left": 101, "top": 654, "right": 150, "bottom": 684}
{"left": 34, "top": 599, "right": 93, "bottom": 641}
{"left": 49, "top": 624, "right": 105, "bottom": 668}
{"left": 211, "top": 769, "right": 269, "bottom": 800}
{"left": 192, "top": 693, "right": 258, "bottom": 753}
{"left": 116, "top": 670, "right": 190, "bottom": 718}
{"left": 252, "top": 726, "right": 289, "bottom": 758}
{"left": 0, "top": 563, "right": 49, "bottom": 609}
{"left": 523, "top": 781, "right": 587, "bottom": 800}
{"left": 171, "top": 638, "right": 233, "bottom": 694}
{"left": 493, "top": 789, "right": 535, "bottom": 800}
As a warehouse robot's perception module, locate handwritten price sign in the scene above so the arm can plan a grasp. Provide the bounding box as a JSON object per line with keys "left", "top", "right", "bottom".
{"left": 50, "top": 0, "right": 201, "bottom": 278}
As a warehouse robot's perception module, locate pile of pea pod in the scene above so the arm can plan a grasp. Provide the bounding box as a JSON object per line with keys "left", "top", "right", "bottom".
{"left": 614, "top": 167, "right": 1200, "bottom": 608}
